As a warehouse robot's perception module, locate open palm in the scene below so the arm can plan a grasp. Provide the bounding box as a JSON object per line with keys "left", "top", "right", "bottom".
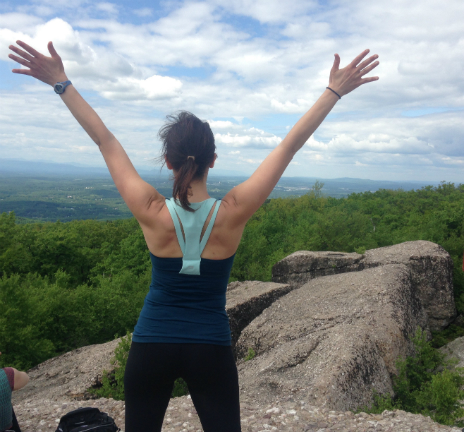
{"left": 329, "top": 49, "right": 379, "bottom": 97}
{"left": 8, "top": 40, "right": 67, "bottom": 86}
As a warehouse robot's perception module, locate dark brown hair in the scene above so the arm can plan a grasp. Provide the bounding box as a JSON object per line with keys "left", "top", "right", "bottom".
{"left": 158, "top": 111, "right": 216, "bottom": 212}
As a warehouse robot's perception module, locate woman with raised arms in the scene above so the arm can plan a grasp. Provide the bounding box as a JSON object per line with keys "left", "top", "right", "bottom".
{"left": 8, "top": 40, "right": 379, "bottom": 432}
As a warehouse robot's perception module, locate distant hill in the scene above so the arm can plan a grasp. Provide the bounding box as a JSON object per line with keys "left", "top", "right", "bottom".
{"left": 0, "top": 159, "right": 112, "bottom": 177}
{"left": 0, "top": 158, "right": 247, "bottom": 178}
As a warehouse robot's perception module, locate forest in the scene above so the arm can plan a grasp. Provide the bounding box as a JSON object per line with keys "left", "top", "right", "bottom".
{"left": 1, "top": 182, "right": 464, "bottom": 370}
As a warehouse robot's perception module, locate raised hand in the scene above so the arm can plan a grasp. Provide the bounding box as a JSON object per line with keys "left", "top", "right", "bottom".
{"left": 8, "top": 40, "right": 68, "bottom": 86}
{"left": 328, "top": 49, "right": 379, "bottom": 97}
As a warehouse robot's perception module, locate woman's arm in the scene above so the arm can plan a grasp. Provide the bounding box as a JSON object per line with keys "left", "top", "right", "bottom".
{"left": 8, "top": 40, "right": 164, "bottom": 223}
{"left": 222, "top": 49, "right": 379, "bottom": 225}
{"left": 12, "top": 368, "right": 29, "bottom": 390}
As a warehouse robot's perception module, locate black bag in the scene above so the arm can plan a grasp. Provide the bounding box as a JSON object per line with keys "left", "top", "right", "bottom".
{"left": 55, "top": 407, "right": 120, "bottom": 432}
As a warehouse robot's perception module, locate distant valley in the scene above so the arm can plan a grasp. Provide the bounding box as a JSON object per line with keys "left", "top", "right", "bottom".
{"left": 0, "top": 158, "right": 442, "bottom": 222}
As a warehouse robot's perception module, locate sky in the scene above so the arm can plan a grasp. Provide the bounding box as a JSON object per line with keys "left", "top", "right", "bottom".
{"left": 0, "top": 0, "right": 463, "bottom": 182}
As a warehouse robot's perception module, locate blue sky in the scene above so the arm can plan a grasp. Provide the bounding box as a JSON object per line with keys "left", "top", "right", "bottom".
{"left": 0, "top": 0, "right": 463, "bottom": 182}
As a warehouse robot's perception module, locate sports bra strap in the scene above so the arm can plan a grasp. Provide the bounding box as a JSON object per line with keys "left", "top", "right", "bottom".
{"left": 165, "top": 198, "right": 220, "bottom": 275}
{"left": 166, "top": 199, "right": 186, "bottom": 256}
{"left": 199, "top": 200, "right": 221, "bottom": 253}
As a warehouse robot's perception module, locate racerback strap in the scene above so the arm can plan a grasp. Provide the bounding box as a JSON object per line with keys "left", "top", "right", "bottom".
{"left": 165, "top": 198, "right": 221, "bottom": 275}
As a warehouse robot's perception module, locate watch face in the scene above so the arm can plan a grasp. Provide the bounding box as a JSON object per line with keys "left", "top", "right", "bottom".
{"left": 54, "top": 81, "right": 71, "bottom": 94}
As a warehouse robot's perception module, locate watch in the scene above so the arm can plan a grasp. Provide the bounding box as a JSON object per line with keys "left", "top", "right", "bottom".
{"left": 54, "top": 80, "right": 72, "bottom": 94}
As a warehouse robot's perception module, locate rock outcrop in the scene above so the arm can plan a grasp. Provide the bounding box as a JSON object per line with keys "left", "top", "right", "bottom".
{"left": 12, "top": 338, "right": 121, "bottom": 403}
{"left": 226, "top": 280, "right": 292, "bottom": 352}
{"left": 237, "top": 264, "right": 429, "bottom": 411}
{"left": 272, "top": 250, "right": 363, "bottom": 286}
{"left": 235, "top": 241, "right": 456, "bottom": 411}
{"left": 272, "top": 241, "right": 455, "bottom": 331}
{"left": 363, "top": 241, "right": 456, "bottom": 331}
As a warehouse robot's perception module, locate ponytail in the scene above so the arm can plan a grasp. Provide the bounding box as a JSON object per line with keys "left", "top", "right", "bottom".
{"left": 158, "top": 112, "right": 216, "bottom": 212}
{"left": 172, "top": 157, "right": 198, "bottom": 212}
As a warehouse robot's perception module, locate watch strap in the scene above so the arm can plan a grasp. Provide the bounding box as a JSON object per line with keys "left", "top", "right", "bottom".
{"left": 54, "top": 80, "right": 72, "bottom": 94}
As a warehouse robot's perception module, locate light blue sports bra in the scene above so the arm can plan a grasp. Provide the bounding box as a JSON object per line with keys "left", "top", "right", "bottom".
{"left": 165, "top": 197, "right": 220, "bottom": 275}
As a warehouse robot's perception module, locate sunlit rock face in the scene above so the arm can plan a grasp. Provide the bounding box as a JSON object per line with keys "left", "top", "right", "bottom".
{"left": 226, "top": 280, "right": 292, "bottom": 353}
{"left": 236, "top": 241, "right": 455, "bottom": 411}
{"left": 272, "top": 241, "right": 455, "bottom": 331}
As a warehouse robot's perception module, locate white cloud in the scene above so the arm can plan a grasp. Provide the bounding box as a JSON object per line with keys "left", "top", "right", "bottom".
{"left": 209, "top": 120, "right": 240, "bottom": 129}
{"left": 216, "top": 133, "right": 280, "bottom": 148}
{"left": 133, "top": 8, "right": 153, "bottom": 17}
{"left": 239, "top": 156, "right": 264, "bottom": 164}
{"left": 96, "top": 2, "right": 118, "bottom": 16}
{"left": 214, "top": 125, "right": 282, "bottom": 149}
{"left": 99, "top": 75, "right": 183, "bottom": 101}
{"left": 271, "top": 98, "right": 312, "bottom": 114}
{"left": 214, "top": 0, "right": 317, "bottom": 24}
{"left": 0, "top": 13, "right": 43, "bottom": 30}
{"left": 1, "top": 0, "right": 463, "bottom": 181}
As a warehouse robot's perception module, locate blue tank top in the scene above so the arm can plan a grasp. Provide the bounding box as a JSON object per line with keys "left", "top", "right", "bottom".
{"left": 0, "top": 368, "right": 13, "bottom": 432}
{"left": 132, "top": 198, "right": 235, "bottom": 346}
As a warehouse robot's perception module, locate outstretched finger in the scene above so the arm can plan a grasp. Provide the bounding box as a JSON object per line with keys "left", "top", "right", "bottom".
{"left": 12, "top": 68, "right": 33, "bottom": 76}
{"left": 8, "top": 53, "right": 32, "bottom": 68}
{"left": 331, "top": 53, "right": 340, "bottom": 72}
{"left": 359, "top": 61, "right": 379, "bottom": 77}
{"left": 350, "top": 49, "right": 370, "bottom": 68}
{"left": 48, "top": 41, "right": 59, "bottom": 58}
{"left": 16, "top": 40, "right": 42, "bottom": 58}
{"left": 360, "top": 76, "right": 379, "bottom": 84}
{"left": 9, "top": 45, "right": 35, "bottom": 62}
{"left": 357, "top": 55, "right": 379, "bottom": 72}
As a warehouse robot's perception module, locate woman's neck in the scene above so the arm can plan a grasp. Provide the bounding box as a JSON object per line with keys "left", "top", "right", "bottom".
{"left": 187, "top": 174, "right": 210, "bottom": 203}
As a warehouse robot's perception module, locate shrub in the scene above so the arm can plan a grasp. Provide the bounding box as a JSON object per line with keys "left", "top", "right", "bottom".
{"left": 244, "top": 348, "right": 256, "bottom": 361}
{"left": 91, "top": 333, "right": 189, "bottom": 400}
{"left": 91, "top": 332, "right": 131, "bottom": 401}
{"left": 363, "top": 328, "right": 464, "bottom": 427}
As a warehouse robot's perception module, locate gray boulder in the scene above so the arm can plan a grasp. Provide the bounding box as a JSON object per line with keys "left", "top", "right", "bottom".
{"left": 12, "top": 338, "right": 121, "bottom": 404}
{"left": 272, "top": 251, "right": 363, "bottom": 287}
{"left": 237, "top": 264, "right": 429, "bottom": 411}
{"left": 362, "top": 241, "right": 455, "bottom": 331}
{"left": 226, "top": 280, "right": 292, "bottom": 351}
{"left": 272, "top": 241, "right": 455, "bottom": 331}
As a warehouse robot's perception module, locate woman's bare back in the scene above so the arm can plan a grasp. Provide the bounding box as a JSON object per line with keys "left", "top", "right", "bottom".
{"left": 139, "top": 196, "right": 245, "bottom": 260}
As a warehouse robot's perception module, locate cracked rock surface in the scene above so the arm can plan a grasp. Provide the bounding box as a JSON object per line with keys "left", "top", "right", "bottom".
{"left": 272, "top": 241, "right": 455, "bottom": 332}
{"left": 237, "top": 264, "right": 429, "bottom": 411}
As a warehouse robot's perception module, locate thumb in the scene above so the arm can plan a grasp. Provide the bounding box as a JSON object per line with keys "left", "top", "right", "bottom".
{"left": 332, "top": 53, "right": 340, "bottom": 72}
{"left": 48, "top": 41, "right": 59, "bottom": 58}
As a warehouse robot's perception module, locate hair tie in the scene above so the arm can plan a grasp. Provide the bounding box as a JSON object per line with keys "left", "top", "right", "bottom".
{"left": 187, "top": 156, "right": 195, "bottom": 161}
{"left": 326, "top": 87, "right": 341, "bottom": 99}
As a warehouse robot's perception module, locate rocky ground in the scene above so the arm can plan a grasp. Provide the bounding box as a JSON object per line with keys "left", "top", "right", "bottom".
{"left": 14, "top": 394, "right": 464, "bottom": 432}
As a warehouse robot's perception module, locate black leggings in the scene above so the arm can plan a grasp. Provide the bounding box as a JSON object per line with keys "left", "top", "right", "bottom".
{"left": 124, "top": 342, "right": 241, "bottom": 432}
{"left": 11, "top": 408, "right": 21, "bottom": 432}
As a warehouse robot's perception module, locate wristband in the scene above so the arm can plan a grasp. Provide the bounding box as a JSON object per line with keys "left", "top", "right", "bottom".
{"left": 54, "top": 80, "right": 72, "bottom": 94}
{"left": 326, "top": 87, "right": 341, "bottom": 99}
